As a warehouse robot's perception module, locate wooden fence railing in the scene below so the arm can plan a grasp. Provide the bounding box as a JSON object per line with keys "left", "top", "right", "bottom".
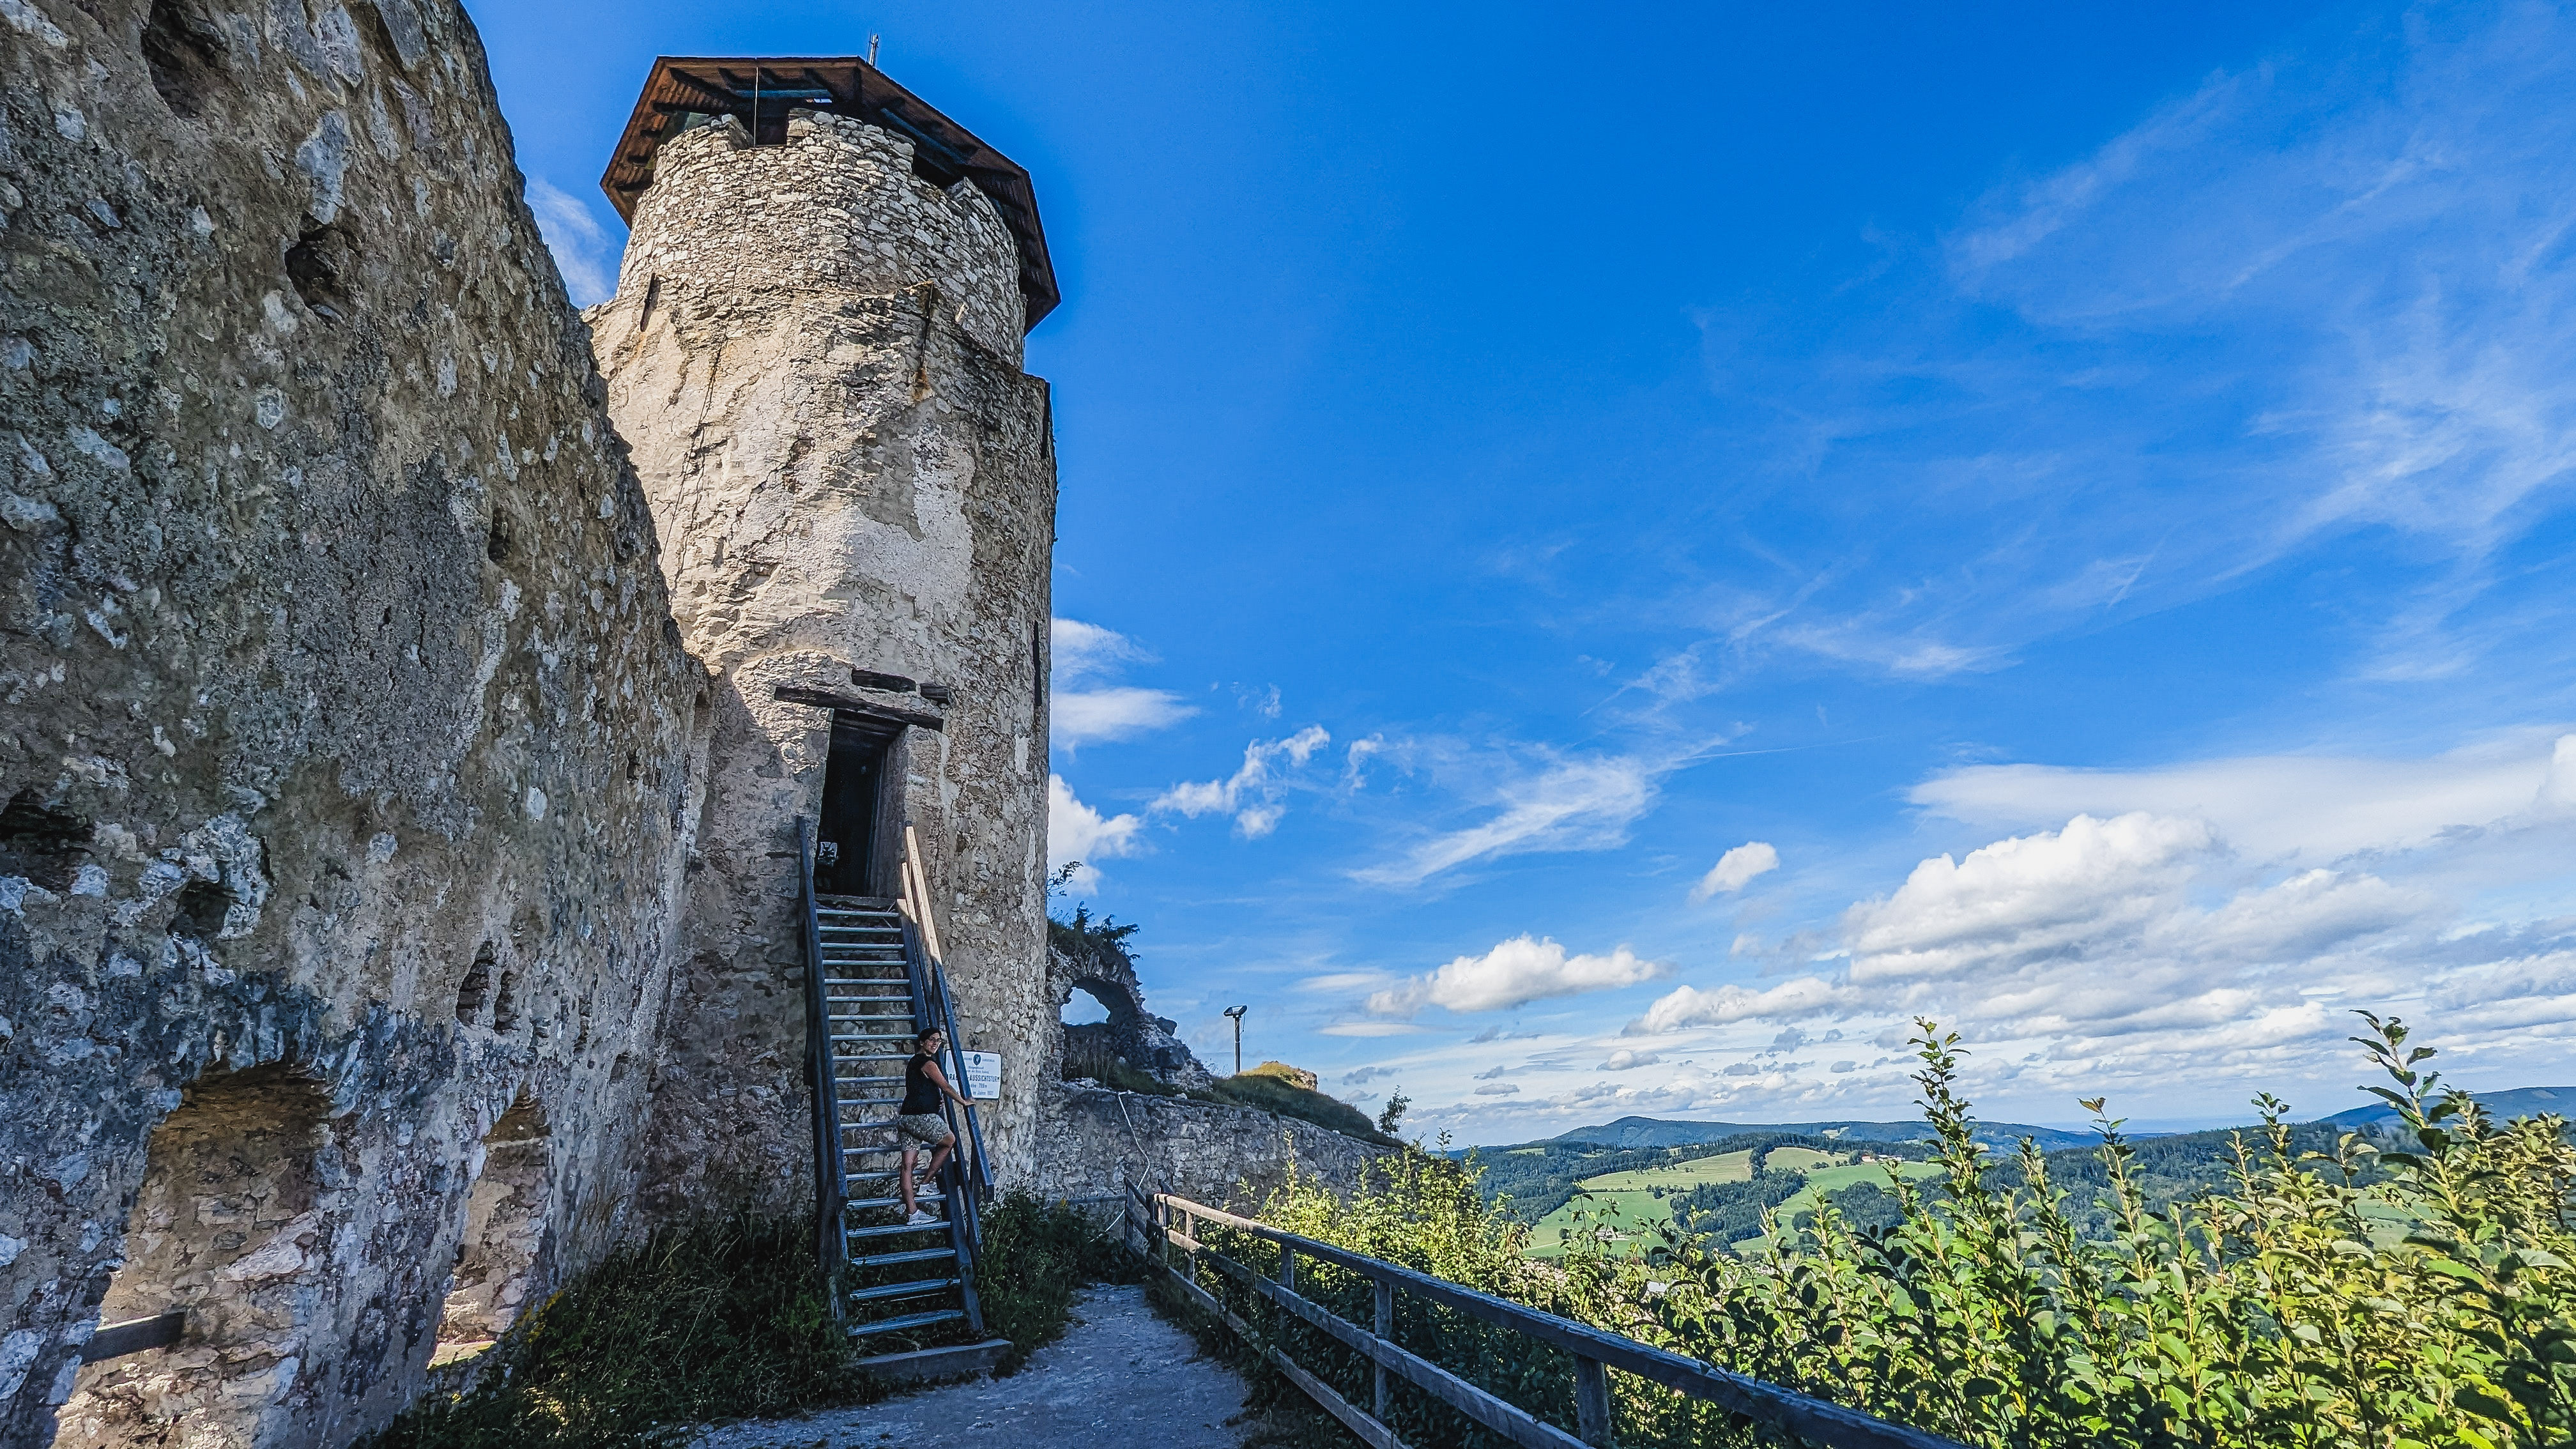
{"left": 1127, "top": 1188, "right": 1965, "bottom": 1449}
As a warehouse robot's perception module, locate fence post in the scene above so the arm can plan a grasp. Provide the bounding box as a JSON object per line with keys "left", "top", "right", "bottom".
{"left": 1280, "top": 1242, "right": 1296, "bottom": 1292}
{"left": 1575, "top": 1356, "right": 1614, "bottom": 1447}
{"left": 1373, "top": 1277, "right": 1395, "bottom": 1421}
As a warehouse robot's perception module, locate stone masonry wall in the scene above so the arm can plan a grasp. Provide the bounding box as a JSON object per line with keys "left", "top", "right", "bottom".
{"left": 0, "top": 4, "right": 702, "bottom": 1446}
{"left": 589, "top": 109, "right": 1055, "bottom": 1211}
{"left": 1031, "top": 1087, "right": 1396, "bottom": 1213}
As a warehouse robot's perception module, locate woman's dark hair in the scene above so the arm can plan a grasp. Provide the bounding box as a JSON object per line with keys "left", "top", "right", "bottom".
{"left": 914, "top": 1026, "right": 944, "bottom": 1047}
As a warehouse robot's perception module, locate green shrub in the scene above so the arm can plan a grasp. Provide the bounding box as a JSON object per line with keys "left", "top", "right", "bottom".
{"left": 974, "top": 1192, "right": 1141, "bottom": 1371}
{"left": 1251, "top": 1013, "right": 2576, "bottom": 1449}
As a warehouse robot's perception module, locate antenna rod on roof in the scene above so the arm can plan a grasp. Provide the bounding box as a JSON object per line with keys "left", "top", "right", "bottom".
{"left": 868, "top": 34, "right": 881, "bottom": 66}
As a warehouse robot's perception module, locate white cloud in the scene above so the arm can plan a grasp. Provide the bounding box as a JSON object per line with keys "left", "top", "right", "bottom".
{"left": 1319, "top": 1021, "right": 1428, "bottom": 1038}
{"left": 1050, "top": 619, "right": 1195, "bottom": 747}
{"left": 1630, "top": 976, "right": 1854, "bottom": 1035}
{"left": 1356, "top": 752, "right": 1658, "bottom": 887}
{"left": 1844, "top": 812, "right": 2214, "bottom": 983}
{"left": 1623, "top": 809, "right": 2481, "bottom": 1110}
{"left": 1369, "top": 935, "right": 1669, "bottom": 1017}
{"left": 1473, "top": 1082, "right": 1521, "bottom": 1096}
{"left": 1912, "top": 730, "right": 2575, "bottom": 861}
{"left": 1690, "top": 841, "right": 1780, "bottom": 901}
{"left": 1052, "top": 618, "right": 1150, "bottom": 680}
{"left": 526, "top": 178, "right": 615, "bottom": 307}
{"left": 1154, "top": 726, "right": 1329, "bottom": 838}
{"left": 1597, "top": 1049, "right": 1660, "bottom": 1071}
{"left": 1055, "top": 686, "right": 1197, "bottom": 747}
{"left": 1047, "top": 774, "right": 1142, "bottom": 892}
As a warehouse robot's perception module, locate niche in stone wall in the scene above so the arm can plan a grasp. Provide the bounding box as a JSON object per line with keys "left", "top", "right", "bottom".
{"left": 54, "top": 1064, "right": 337, "bottom": 1449}
{"left": 436, "top": 1094, "right": 553, "bottom": 1356}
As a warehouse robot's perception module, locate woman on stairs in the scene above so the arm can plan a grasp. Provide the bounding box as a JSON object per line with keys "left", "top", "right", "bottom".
{"left": 896, "top": 1027, "right": 967, "bottom": 1225}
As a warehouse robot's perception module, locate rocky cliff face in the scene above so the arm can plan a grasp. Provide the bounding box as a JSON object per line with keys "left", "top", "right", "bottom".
{"left": 0, "top": 4, "right": 702, "bottom": 1445}
{"left": 588, "top": 109, "right": 1057, "bottom": 1211}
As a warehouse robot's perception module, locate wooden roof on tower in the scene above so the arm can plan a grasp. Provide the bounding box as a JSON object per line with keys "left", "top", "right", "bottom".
{"left": 600, "top": 56, "right": 1059, "bottom": 331}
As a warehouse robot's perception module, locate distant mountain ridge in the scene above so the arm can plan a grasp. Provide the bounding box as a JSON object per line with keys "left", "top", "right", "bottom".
{"left": 1544, "top": 1114, "right": 2101, "bottom": 1152}
{"left": 2319, "top": 1085, "right": 2576, "bottom": 1129}
{"left": 1544, "top": 1087, "right": 2576, "bottom": 1155}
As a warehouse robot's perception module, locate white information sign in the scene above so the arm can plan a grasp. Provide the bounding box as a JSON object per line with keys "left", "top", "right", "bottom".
{"left": 955, "top": 1050, "right": 1002, "bottom": 1101}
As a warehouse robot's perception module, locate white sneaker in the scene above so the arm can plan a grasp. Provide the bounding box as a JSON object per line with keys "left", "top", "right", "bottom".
{"left": 907, "top": 1209, "right": 939, "bottom": 1225}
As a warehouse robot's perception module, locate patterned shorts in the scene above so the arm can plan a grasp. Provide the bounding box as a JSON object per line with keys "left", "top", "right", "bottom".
{"left": 896, "top": 1112, "right": 954, "bottom": 1147}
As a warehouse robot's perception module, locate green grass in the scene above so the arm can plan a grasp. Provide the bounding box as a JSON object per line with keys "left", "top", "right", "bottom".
{"left": 356, "top": 1215, "right": 863, "bottom": 1449}
{"left": 1760, "top": 1145, "right": 1841, "bottom": 1173}
{"left": 1195, "top": 1071, "right": 1397, "bottom": 1145}
{"left": 1525, "top": 1147, "right": 1942, "bottom": 1259}
{"left": 362, "top": 1200, "right": 1124, "bottom": 1448}
{"left": 1582, "top": 1148, "right": 1756, "bottom": 1191}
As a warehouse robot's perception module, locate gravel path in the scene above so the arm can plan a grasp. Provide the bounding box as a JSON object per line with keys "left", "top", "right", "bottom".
{"left": 689, "top": 1283, "right": 1254, "bottom": 1449}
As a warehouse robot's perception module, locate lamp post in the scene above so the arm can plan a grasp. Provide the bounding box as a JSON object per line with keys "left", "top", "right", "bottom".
{"left": 1222, "top": 1005, "right": 1247, "bottom": 1077}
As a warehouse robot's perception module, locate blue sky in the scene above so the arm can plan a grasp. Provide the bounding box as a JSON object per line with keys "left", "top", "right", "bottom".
{"left": 475, "top": 1, "right": 2576, "bottom": 1142}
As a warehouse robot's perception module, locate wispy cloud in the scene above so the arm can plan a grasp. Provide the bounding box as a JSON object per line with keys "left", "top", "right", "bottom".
{"left": 1154, "top": 726, "right": 1330, "bottom": 838}
{"left": 1912, "top": 730, "right": 2576, "bottom": 861}
{"left": 526, "top": 178, "right": 615, "bottom": 307}
{"left": 1052, "top": 619, "right": 1196, "bottom": 747}
{"left": 1354, "top": 749, "right": 1662, "bottom": 887}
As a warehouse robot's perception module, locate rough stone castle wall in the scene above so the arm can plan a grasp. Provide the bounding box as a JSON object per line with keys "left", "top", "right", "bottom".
{"left": 0, "top": 4, "right": 701, "bottom": 1446}
{"left": 588, "top": 110, "right": 1055, "bottom": 1211}
{"left": 1031, "top": 1088, "right": 1396, "bottom": 1213}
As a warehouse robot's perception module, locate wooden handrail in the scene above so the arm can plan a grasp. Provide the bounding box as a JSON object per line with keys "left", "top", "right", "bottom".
{"left": 896, "top": 825, "right": 993, "bottom": 1200}
{"left": 1151, "top": 1192, "right": 1965, "bottom": 1449}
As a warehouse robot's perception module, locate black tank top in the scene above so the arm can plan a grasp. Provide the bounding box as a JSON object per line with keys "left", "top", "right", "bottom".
{"left": 900, "top": 1052, "right": 941, "bottom": 1114}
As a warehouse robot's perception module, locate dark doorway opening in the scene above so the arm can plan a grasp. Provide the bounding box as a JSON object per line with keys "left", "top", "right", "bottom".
{"left": 815, "top": 713, "right": 899, "bottom": 896}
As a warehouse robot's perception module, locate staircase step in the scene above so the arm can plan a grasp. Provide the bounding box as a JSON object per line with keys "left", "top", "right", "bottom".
{"left": 850, "top": 1245, "right": 958, "bottom": 1269}
{"left": 847, "top": 1193, "right": 943, "bottom": 1211}
{"left": 846, "top": 1220, "right": 951, "bottom": 1241}
{"left": 848, "top": 1308, "right": 965, "bottom": 1338}
{"left": 847, "top": 1276, "right": 961, "bottom": 1304}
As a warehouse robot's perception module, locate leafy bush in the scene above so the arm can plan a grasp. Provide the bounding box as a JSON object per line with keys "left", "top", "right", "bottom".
{"left": 1252, "top": 1014, "right": 2576, "bottom": 1448}
{"left": 974, "top": 1192, "right": 1141, "bottom": 1371}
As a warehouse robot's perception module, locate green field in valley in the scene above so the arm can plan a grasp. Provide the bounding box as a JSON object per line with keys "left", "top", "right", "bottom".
{"left": 1524, "top": 1147, "right": 1951, "bottom": 1258}
{"left": 1528, "top": 1147, "right": 1837, "bottom": 1257}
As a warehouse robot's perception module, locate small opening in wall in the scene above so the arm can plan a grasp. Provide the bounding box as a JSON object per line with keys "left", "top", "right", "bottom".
{"left": 0, "top": 788, "right": 89, "bottom": 891}
{"left": 284, "top": 218, "right": 355, "bottom": 323}
{"left": 55, "top": 1064, "right": 335, "bottom": 1449}
{"left": 436, "top": 1094, "right": 551, "bottom": 1361}
{"left": 1061, "top": 986, "right": 1111, "bottom": 1025}
{"left": 455, "top": 942, "right": 494, "bottom": 1023}
{"left": 141, "top": 0, "right": 229, "bottom": 121}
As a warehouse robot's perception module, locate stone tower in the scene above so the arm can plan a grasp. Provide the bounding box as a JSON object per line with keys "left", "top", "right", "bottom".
{"left": 586, "top": 59, "right": 1059, "bottom": 1209}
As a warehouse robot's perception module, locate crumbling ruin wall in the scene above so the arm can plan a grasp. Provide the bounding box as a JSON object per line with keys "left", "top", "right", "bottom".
{"left": 588, "top": 111, "right": 1055, "bottom": 1212}
{"left": 1047, "top": 940, "right": 1213, "bottom": 1089}
{"left": 1031, "top": 1087, "right": 1395, "bottom": 1212}
{"left": 0, "top": 4, "right": 702, "bottom": 1446}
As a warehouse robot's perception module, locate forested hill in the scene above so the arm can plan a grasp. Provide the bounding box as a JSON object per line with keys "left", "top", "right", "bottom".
{"left": 2320, "top": 1084, "right": 2575, "bottom": 1131}
{"left": 1545, "top": 1114, "right": 2101, "bottom": 1151}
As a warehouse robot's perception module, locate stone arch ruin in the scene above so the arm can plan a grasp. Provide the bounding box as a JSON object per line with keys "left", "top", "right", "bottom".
{"left": 54, "top": 1065, "right": 341, "bottom": 1449}
{"left": 438, "top": 1094, "right": 553, "bottom": 1349}
{"left": 1047, "top": 937, "right": 1211, "bottom": 1089}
